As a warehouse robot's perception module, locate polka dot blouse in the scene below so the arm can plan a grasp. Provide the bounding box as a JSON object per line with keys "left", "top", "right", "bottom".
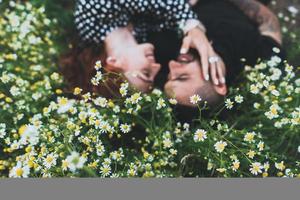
{"left": 74, "top": 0, "right": 198, "bottom": 44}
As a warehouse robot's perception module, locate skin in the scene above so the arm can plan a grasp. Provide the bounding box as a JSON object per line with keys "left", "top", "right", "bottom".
{"left": 228, "top": 0, "right": 282, "bottom": 44}
{"left": 104, "top": 27, "right": 161, "bottom": 92}
{"left": 164, "top": 53, "right": 227, "bottom": 107}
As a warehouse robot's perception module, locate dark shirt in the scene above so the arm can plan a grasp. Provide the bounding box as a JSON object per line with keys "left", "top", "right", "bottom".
{"left": 148, "top": 0, "right": 284, "bottom": 122}
{"left": 150, "top": 0, "right": 283, "bottom": 89}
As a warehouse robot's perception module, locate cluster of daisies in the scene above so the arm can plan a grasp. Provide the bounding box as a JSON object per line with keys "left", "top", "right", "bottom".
{"left": 0, "top": 1, "right": 299, "bottom": 178}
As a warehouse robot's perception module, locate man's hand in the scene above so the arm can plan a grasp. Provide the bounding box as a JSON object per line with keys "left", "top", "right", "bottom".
{"left": 229, "top": 0, "right": 282, "bottom": 45}
{"left": 189, "top": 0, "right": 199, "bottom": 6}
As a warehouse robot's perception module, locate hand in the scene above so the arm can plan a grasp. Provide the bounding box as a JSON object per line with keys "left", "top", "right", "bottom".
{"left": 189, "top": 0, "right": 199, "bottom": 6}
{"left": 180, "top": 27, "right": 226, "bottom": 85}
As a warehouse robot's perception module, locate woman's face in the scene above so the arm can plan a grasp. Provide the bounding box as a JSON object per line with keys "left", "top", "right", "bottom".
{"left": 112, "top": 43, "right": 161, "bottom": 92}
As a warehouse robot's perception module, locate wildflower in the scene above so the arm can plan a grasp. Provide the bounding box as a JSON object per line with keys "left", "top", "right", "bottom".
{"left": 190, "top": 94, "right": 201, "bottom": 105}
{"left": 95, "top": 61, "right": 102, "bottom": 70}
{"left": 130, "top": 92, "right": 142, "bottom": 104}
{"left": 50, "top": 72, "right": 60, "bottom": 81}
{"left": 57, "top": 97, "right": 74, "bottom": 114}
{"left": 93, "top": 97, "right": 108, "bottom": 108}
{"left": 247, "top": 150, "right": 256, "bottom": 159}
{"left": 163, "top": 138, "right": 173, "bottom": 149}
{"left": 275, "top": 161, "right": 285, "bottom": 171}
{"left": 225, "top": 99, "right": 234, "bottom": 109}
{"left": 96, "top": 143, "right": 105, "bottom": 156}
{"left": 170, "top": 149, "right": 178, "bottom": 156}
{"left": 193, "top": 129, "right": 207, "bottom": 142}
{"left": 288, "top": 6, "right": 298, "bottom": 15}
{"left": 250, "top": 84, "right": 260, "bottom": 94}
{"left": 19, "top": 125, "right": 39, "bottom": 146}
{"left": 257, "top": 141, "right": 264, "bottom": 151}
{"left": 110, "top": 150, "right": 124, "bottom": 161}
{"left": 169, "top": 98, "right": 178, "bottom": 105}
{"left": 244, "top": 132, "right": 256, "bottom": 143}
{"left": 234, "top": 95, "right": 244, "bottom": 104}
{"left": 100, "top": 164, "right": 111, "bottom": 177}
{"left": 43, "top": 153, "right": 58, "bottom": 169}
{"left": 265, "top": 104, "right": 280, "bottom": 119}
{"left": 298, "top": 146, "right": 300, "bottom": 153}
{"left": 98, "top": 121, "right": 112, "bottom": 134}
{"left": 9, "top": 161, "right": 30, "bottom": 178}
{"left": 61, "top": 160, "right": 69, "bottom": 171}
{"left": 253, "top": 103, "right": 261, "bottom": 109}
{"left": 66, "top": 152, "right": 86, "bottom": 172}
{"left": 120, "top": 123, "right": 131, "bottom": 133}
{"left": 119, "top": 82, "right": 129, "bottom": 97}
{"left": 73, "top": 87, "right": 82, "bottom": 95}
{"left": 214, "top": 141, "right": 227, "bottom": 153}
{"left": 216, "top": 168, "right": 226, "bottom": 173}
{"left": 263, "top": 162, "right": 270, "bottom": 172}
{"left": 0, "top": 123, "right": 6, "bottom": 138}
{"left": 250, "top": 162, "right": 263, "bottom": 175}
{"left": 232, "top": 160, "right": 240, "bottom": 172}
{"left": 156, "top": 98, "right": 166, "bottom": 110}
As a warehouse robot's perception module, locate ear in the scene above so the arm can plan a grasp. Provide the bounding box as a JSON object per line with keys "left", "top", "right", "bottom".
{"left": 105, "top": 56, "right": 123, "bottom": 72}
{"left": 213, "top": 84, "right": 227, "bottom": 96}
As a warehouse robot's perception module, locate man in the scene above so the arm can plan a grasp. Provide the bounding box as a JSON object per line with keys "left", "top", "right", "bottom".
{"left": 152, "top": 0, "right": 284, "bottom": 108}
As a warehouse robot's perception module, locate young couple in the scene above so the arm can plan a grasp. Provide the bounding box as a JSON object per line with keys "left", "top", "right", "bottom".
{"left": 63, "top": 0, "right": 283, "bottom": 108}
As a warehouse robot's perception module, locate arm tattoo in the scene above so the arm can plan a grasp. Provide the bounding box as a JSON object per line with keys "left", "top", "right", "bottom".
{"left": 229, "top": 0, "right": 281, "bottom": 42}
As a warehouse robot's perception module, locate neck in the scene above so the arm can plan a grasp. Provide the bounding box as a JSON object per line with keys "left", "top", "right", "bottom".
{"left": 104, "top": 27, "right": 137, "bottom": 58}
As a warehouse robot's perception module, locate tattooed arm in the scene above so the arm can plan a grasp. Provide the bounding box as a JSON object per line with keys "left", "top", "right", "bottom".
{"left": 229, "top": 0, "right": 282, "bottom": 44}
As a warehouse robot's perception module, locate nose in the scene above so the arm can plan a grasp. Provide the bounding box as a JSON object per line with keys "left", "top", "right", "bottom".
{"left": 169, "top": 60, "right": 182, "bottom": 70}
{"left": 142, "top": 43, "right": 155, "bottom": 52}
{"left": 168, "top": 60, "right": 182, "bottom": 80}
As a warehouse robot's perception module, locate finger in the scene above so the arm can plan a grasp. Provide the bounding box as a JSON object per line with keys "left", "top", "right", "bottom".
{"left": 210, "top": 62, "right": 219, "bottom": 85}
{"left": 197, "top": 45, "right": 209, "bottom": 81}
{"left": 180, "top": 36, "right": 191, "bottom": 54}
{"left": 216, "top": 60, "right": 226, "bottom": 84}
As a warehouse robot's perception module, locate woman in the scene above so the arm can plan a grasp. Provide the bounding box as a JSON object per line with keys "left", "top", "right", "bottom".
{"left": 61, "top": 0, "right": 224, "bottom": 97}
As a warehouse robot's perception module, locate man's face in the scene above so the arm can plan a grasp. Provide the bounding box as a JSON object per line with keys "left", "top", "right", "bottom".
{"left": 164, "top": 51, "right": 227, "bottom": 106}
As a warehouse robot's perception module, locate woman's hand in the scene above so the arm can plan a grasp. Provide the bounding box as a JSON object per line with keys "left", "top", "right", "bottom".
{"left": 180, "top": 27, "right": 226, "bottom": 85}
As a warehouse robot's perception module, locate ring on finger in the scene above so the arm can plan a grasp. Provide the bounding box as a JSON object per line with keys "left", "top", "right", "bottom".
{"left": 208, "top": 56, "right": 220, "bottom": 64}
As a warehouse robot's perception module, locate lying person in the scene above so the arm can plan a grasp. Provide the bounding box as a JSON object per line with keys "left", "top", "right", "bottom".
{"left": 62, "top": 0, "right": 223, "bottom": 96}
{"left": 161, "top": 0, "right": 285, "bottom": 107}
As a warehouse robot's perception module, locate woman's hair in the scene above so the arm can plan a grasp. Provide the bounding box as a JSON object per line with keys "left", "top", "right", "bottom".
{"left": 59, "top": 40, "right": 123, "bottom": 99}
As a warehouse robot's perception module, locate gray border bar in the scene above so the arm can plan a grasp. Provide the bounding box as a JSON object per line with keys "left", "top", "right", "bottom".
{"left": 0, "top": 178, "right": 299, "bottom": 200}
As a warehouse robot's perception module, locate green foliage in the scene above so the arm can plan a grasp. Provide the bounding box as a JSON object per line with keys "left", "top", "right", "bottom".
{"left": 0, "top": 0, "right": 299, "bottom": 178}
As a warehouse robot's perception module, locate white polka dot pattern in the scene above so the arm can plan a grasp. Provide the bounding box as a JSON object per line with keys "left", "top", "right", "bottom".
{"left": 74, "top": 0, "right": 198, "bottom": 44}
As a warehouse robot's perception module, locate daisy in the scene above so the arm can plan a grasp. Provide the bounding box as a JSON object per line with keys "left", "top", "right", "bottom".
{"left": 225, "top": 99, "right": 234, "bottom": 109}
{"left": 214, "top": 141, "right": 227, "bottom": 153}
{"left": 234, "top": 95, "right": 244, "bottom": 103}
{"left": 190, "top": 94, "right": 201, "bottom": 105}
{"left": 244, "top": 132, "right": 256, "bottom": 143}
{"left": 257, "top": 141, "right": 265, "bottom": 151}
{"left": 9, "top": 161, "right": 30, "bottom": 178}
{"left": 250, "top": 162, "right": 263, "bottom": 175}
{"left": 94, "top": 60, "right": 102, "bottom": 70}
{"left": 275, "top": 161, "right": 286, "bottom": 171}
{"left": 193, "top": 129, "right": 207, "bottom": 142}
{"left": 169, "top": 98, "right": 178, "bottom": 105}
{"left": 43, "top": 153, "right": 58, "bottom": 169}
{"left": 100, "top": 164, "right": 111, "bottom": 177}
{"left": 232, "top": 160, "right": 240, "bottom": 172}
{"left": 66, "top": 151, "right": 86, "bottom": 172}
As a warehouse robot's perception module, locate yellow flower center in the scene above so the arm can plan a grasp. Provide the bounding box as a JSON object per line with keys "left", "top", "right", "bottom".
{"left": 15, "top": 168, "right": 23, "bottom": 177}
